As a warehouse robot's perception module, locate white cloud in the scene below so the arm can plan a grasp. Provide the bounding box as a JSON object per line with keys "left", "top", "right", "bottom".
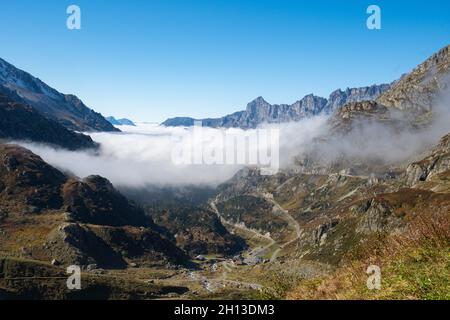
{"left": 17, "top": 117, "right": 328, "bottom": 188}
{"left": 16, "top": 84, "right": 450, "bottom": 188}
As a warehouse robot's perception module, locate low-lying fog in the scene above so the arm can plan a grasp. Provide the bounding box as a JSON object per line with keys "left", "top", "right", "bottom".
{"left": 18, "top": 117, "right": 327, "bottom": 188}
{"left": 17, "top": 89, "right": 450, "bottom": 189}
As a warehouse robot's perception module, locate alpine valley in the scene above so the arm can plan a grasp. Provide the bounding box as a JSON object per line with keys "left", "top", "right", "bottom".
{"left": 0, "top": 45, "right": 449, "bottom": 300}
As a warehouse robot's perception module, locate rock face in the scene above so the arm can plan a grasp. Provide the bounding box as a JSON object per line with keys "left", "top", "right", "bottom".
{"left": 312, "top": 220, "right": 339, "bottom": 245}
{"left": 336, "top": 100, "right": 390, "bottom": 120}
{"left": 239, "top": 95, "right": 328, "bottom": 127}
{"left": 162, "top": 84, "right": 390, "bottom": 129}
{"left": 326, "top": 84, "right": 391, "bottom": 112}
{"left": 405, "top": 133, "right": 450, "bottom": 185}
{"left": 0, "top": 58, "right": 118, "bottom": 132}
{"left": 0, "top": 93, "right": 97, "bottom": 150}
{"left": 355, "top": 199, "right": 396, "bottom": 234}
{"left": 378, "top": 45, "right": 450, "bottom": 112}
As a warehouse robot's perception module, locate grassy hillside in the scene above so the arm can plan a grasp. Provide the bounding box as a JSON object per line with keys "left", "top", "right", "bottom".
{"left": 287, "top": 210, "right": 449, "bottom": 300}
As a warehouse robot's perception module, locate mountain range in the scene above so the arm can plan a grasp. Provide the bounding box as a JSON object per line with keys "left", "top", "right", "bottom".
{"left": 0, "top": 44, "right": 449, "bottom": 300}
{"left": 0, "top": 55, "right": 390, "bottom": 135}
{"left": 162, "top": 84, "right": 391, "bottom": 129}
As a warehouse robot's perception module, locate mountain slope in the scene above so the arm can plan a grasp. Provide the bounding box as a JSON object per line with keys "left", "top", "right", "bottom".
{"left": 378, "top": 44, "right": 450, "bottom": 112}
{"left": 122, "top": 186, "right": 247, "bottom": 256}
{"left": 208, "top": 45, "right": 450, "bottom": 299}
{"left": 0, "top": 144, "right": 189, "bottom": 269}
{"left": 63, "top": 175, "right": 151, "bottom": 227}
{"left": 0, "top": 93, "right": 97, "bottom": 150}
{"left": 0, "top": 58, "right": 118, "bottom": 132}
{"left": 285, "top": 134, "right": 450, "bottom": 299}
{"left": 325, "top": 45, "right": 450, "bottom": 148}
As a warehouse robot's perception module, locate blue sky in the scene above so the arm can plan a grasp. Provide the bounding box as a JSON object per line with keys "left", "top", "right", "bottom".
{"left": 0, "top": 0, "right": 449, "bottom": 122}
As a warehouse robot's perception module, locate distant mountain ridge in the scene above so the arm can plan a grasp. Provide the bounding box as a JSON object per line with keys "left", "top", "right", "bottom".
{"left": 0, "top": 57, "right": 118, "bottom": 132}
{"left": 106, "top": 116, "right": 136, "bottom": 126}
{"left": 162, "top": 84, "right": 391, "bottom": 129}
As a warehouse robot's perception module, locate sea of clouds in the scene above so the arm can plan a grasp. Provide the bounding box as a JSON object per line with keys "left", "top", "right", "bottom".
{"left": 18, "top": 86, "right": 450, "bottom": 189}
{"left": 19, "top": 116, "right": 327, "bottom": 188}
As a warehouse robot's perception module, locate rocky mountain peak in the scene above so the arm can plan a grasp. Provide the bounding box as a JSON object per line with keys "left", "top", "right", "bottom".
{"left": 292, "top": 94, "right": 328, "bottom": 115}
{"left": 245, "top": 96, "right": 271, "bottom": 113}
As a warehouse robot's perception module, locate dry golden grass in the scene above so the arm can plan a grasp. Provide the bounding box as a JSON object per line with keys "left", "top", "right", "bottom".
{"left": 0, "top": 211, "right": 64, "bottom": 256}
{"left": 287, "top": 209, "right": 450, "bottom": 300}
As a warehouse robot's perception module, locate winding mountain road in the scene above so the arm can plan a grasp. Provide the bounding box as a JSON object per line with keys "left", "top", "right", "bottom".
{"left": 199, "top": 194, "right": 303, "bottom": 292}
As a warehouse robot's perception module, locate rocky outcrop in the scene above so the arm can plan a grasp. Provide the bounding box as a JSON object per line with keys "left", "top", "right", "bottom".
{"left": 312, "top": 220, "right": 339, "bottom": 245}
{"left": 405, "top": 133, "right": 450, "bottom": 185}
{"left": 326, "top": 84, "right": 391, "bottom": 112}
{"left": 242, "top": 95, "right": 328, "bottom": 126}
{"left": 0, "top": 58, "right": 118, "bottom": 132}
{"left": 336, "top": 100, "right": 390, "bottom": 120}
{"left": 46, "top": 223, "right": 127, "bottom": 269}
{"left": 355, "top": 199, "right": 395, "bottom": 234}
{"left": 0, "top": 93, "right": 97, "bottom": 150}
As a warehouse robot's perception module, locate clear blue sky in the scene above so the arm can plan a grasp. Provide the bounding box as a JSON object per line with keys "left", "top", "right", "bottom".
{"left": 0, "top": 0, "right": 449, "bottom": 122}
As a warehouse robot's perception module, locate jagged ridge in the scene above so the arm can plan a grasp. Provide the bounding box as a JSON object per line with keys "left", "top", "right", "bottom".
{"left": 162, "top": 84, "right": 390, "bottom": 129}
